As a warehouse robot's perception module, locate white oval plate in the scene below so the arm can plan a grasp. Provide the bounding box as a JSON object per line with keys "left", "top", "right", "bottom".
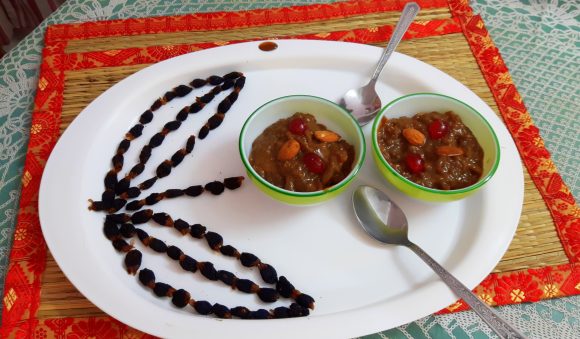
{"left": 39, "top": 40, "right": 523, "bottom": 339}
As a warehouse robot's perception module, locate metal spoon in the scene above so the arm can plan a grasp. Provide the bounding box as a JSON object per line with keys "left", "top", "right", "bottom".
{"left": 352, "top": 186, "right": 527, "bottom": 339}
{"left": 340, "top": 2, "right": 420, "bottom": 125}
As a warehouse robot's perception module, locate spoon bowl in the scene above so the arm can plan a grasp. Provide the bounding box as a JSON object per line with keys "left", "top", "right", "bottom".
{"left": 352, "top": 185, "right": 526, "bottom": 339}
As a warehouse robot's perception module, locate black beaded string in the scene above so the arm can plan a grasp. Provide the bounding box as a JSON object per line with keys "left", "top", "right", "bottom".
{"left": 92, "top": 71, "right": 315, "bottom": 319}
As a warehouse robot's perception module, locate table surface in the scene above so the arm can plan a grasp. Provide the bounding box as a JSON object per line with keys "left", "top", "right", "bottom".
{"left": 0, "top": 0, "right": 578, "bottom": 338}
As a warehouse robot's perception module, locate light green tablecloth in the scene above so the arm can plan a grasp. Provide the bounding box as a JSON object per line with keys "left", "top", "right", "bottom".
{"left": 0, "top": 1, "right": 578, "bottom": 337}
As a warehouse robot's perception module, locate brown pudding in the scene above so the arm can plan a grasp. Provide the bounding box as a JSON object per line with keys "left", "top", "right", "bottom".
{"left": 377, "top": 111, "right": 483, "bottom": 190}
{"left": 249, "top": 112, "right": 355, "bottom": 192}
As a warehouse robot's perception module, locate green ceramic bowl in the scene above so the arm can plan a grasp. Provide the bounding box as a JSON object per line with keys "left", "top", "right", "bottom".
{"left": 371, "top": 93, "right": 500, "bottom": 202}
{"left": 239, "top": 95, "right": 365, "bottom": 205}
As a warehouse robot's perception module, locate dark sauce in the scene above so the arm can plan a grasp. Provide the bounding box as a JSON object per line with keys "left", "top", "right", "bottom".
{"left": 259, "top": 41, "right": 278, "bottom": 52}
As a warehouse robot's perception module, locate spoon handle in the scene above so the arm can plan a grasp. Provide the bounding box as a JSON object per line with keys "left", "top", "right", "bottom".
{"left": 369, "top": 2, "right": 420, "bottom": 83}
{"left": 406, "top": 242, "right": 527, "bottom": 339}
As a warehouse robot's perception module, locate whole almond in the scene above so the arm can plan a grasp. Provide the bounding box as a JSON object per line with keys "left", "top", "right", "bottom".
{"left": 314, "top": 130, "right": 341, "bottom": 142}
{"left": 402, "top": 128, "right": 426, "bottom": 146}
{"left": 436, "top": 145, "right": 464, "bottom": 156}
{"left": 277, "top": 139, "right": 301, "bottom": 160}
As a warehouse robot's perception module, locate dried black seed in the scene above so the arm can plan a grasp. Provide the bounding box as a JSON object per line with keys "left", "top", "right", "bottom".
{"left": 164, "top": 91, "right": 176, "bottom": 101}
{"left": 117, "top": 139, "right": 131, "bottom": 154}
{"left": 204, "top": 181, "right": 225, "bottom": 195}
{"left": 115, "top": 178, "right": 130, "bottom": 195}
{"left": 217, "top": 98, "right": 232, "bottom": 114}
{"left": 200, "top": 93, "right": 214, "bottom": 104}
{"left": 173, "top": 219, "right": 190, "bottom": 235}
{"left": 124, "top": 250, "right": 142, "bottom": 275}
{"left": 165, "top": 189, "right": 184, "bottom": 198}
{"left": 296, "top": 293, "right": 315, "bottom": 310}
{"left": 164, "top": 120, "right": 181, "bottom": 131}
{"left": 131, "top": 209, "right": 153, "bottom": 224}
{"left": 198, "top": 125, "right": 209, "bottom": 139}
{"left": 125, "top": 200, "right": 143, "bottom": 211}
{"left": 289, "top": 303, "right": 309, "bottom": 317}
{"left": 139, "top": 145, "right": 152, "bottom": 164}
{"left": 129, "top": 163, "right": 145, "bottom": 177}
{"left": 259, "top": 264, "right": 278, "bottom": 284}
{"left": 145, "top": 193, "right": 162, "bottom": 206}
{"left": 208, "top": 114, "right": 224, "bottom": 130}
{"left": 136, "top": 228, "right": 149, "bottom": 242}
{"left": 189, "top": 102, "right": 203, "bottom": 113}
{"left": 224, "top": 71, "right": 241, "bottom": 80}
{"left": 235, "top": 279, "right": 258, "bottom": 293}
{"left": 128, "top": 124, "right": 144, "bottom": 138}
{"left": 172, "top": 289, "right": 191, "bottom": 308}
{"left": 228, "top": 91, "right": 239, "bottom": 104}
{"left": 240, "top": 252, "right": 260, "bottom": 267}
{"left": 205, "top": 231, "right": 223, "bottom": 250}
{"left": 250, "top": 309, "right": 270, "bottom": 320}
{"left": 106, "top": 213, "right": 129, "bottom": 224}
{"left": 174, "top": 84, "right": 193, "bottom": 97}
{"left": 138, "top": 268, "right": 155, "bottom": 286}
{"left": 103, "top": 220, "right": 119, "bottom": 240}
{"left": 139, "top": 177, "right": 157, "bottom": 190}
{"left": 217, "top": 270, "right": 236, "bottom": 286}
{"left": 126, "top": 187, "right": 140, "bottom": 198}
{"left": 212, "top": 303, "right": 231, "bottom": 319}
{"left": 199, "top": 262, "right": 218, "bottom": 281}
{"left": 151, "top": 99, "right": 163, "bottom": 111}
{"left": 231, "top": 306, "right": 250, "bottom": 319}
{"left": 193, "top": 300, "right": 212, "bottom": 315}
{"left": 224, "top": 176, "right": 243, "bottom": 190}
{"left": 139, "top": 110, "right": 153, "bottom": 124}
{"left": 149, "top": 133, "right": 165, "bottom": 148}
{"left": 208, "top": 75, "right": 224, "bottom": 85}
{"left": 166, "top": 245, "right": 182, "bottom": 260}
{"left": 119, "top": 223, "right": 136, "bottom": 238}
{"left": 110, "top": 198, "right": 126, "bottom": 212}
{"left": 153, "top": 282, "right": 172, "bottom": 297}
{"left": 89, "top": 200, "right": 105, "bottom": 211}
{"left": 171, "top": 150, "right": 186, "bottom": 166}
{"left": 273, "top": 307, "right": 290, "bottom": 319}
{"left": 112, "top": 239, "right": 132, "bottom": 252}
{"left": 152, "top": 212, "right": 173, "bottom": 226}
{"left": 111, "top": 154, "right": 124, "bottom": 171}
{"left": 104, "top": 170, "right": 118, "bottom": 190}
{"left": 185, "top": 135, "right": 196, "bottom": 153}
{"left": 190, "top": 78, "right": 207, "bottom": 88}
{"left": 220, "top": 245, "right": 239, "bottom": 257}
{"left": 149, "top": 238, "right": 168, "bottom": 253}
{"left": 234, "top": 77, "right": 246, "bottom": 90}
{"left": 156, "top": 160, "right": 172, "bottom": 178}
{"left": 190, "top": 223, "right": 206, "bottom": 238}
{"left": 179, "top": 255, "right": 198, "bottom": 272}
{"left": 276, "top": 276, "right": 294, "bottom": 298}
{"left": 184, "top": 185, "right": 203, "bottom": 196}
{"left": 257, "top": 288, "right": 279, "bottom": 303}
{"left": 101, "top": 189, "right": 115, "bottom": 205}
{"left": 210, "top": 86, "right": 223, "bottom": 95}
{"left": 221, "top": 78, "right": 234, "bottom": 90}
{"left": 176, "top": 107, "right": 189, "bottom": 122}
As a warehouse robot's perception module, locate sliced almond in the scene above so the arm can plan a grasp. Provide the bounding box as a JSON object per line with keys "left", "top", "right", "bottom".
{"left": 436, "top": 145, "right": 464, "bottom": 156}
{"left": 277, "top": 139, "right": 301, "bottom": 160}
{"left": 314, "top": 130, "right": 341, "bottom": 142}
{"left": 402, "top": 128, "right": 426, "bottom": 146}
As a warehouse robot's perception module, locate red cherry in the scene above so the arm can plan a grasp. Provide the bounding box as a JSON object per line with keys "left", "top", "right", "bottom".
{"left": 428, "top": 119, "right": 448, "bottom": 139}
{"left": 303, "top": 153, "right": 325, "bottom": 174}
{"left": 405, "top": 153, "right": 424, "bottom": 174}
{"left": 288, "top": 117, "right": 306, "bottom": 135}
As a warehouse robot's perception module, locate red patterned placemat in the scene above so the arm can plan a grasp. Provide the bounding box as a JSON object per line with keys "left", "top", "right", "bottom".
{"left": 2, "top": 0, "right": 578, "bottom": 336}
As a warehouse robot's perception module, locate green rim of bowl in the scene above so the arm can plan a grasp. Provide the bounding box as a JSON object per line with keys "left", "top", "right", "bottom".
{"left": 371, "top": 92, "right": 500, "bottom": 196}
{"left": 239, "top": 95, "right": 366, "bottom": 198}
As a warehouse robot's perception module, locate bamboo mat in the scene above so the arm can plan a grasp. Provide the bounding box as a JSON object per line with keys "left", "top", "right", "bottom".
{"left": 18, "top": 0, "right": 574, "bottom": 326}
